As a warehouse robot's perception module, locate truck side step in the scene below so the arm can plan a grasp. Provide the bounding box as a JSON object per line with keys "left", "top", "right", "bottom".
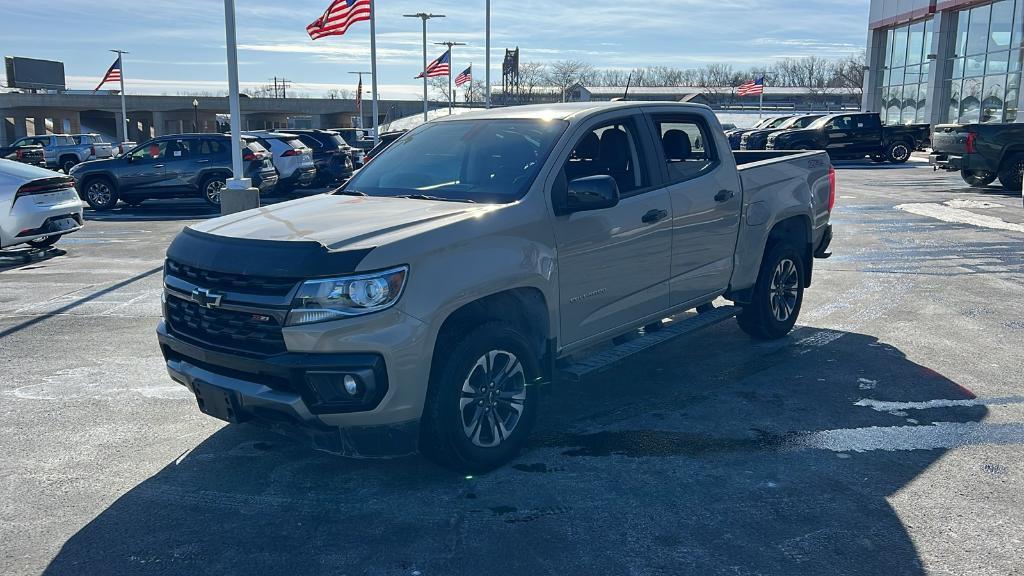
{"left": 557, "top": 305, "right": 740, "bottom": 381}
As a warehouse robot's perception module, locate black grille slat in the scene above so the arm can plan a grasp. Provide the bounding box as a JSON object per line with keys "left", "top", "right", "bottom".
{"left": 166, "top": 295, "right": 286, "bottom": 356}
{"left": 166, "top": 259, "right": 299, "bottom": 296}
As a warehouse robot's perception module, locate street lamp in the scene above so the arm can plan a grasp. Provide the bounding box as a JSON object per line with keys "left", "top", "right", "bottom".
{"left": 403, "top": 12, "right": 445, "bottom": 122}
{"left": 192, "top": 99, "right": 199, "bottom": 132}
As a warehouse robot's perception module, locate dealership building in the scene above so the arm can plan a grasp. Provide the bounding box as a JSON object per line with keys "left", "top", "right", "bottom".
{"left": 863, "top": 0, "right": 1023, "bottom": 126}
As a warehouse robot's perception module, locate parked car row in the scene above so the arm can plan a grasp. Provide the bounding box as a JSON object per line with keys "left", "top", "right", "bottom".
{"left": 67, "top": 129, "right": 357, "bottom": 210}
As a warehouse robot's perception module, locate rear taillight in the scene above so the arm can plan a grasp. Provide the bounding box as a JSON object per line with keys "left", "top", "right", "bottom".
{"left": 243, "top": 151, "right": 257, "bottom": 161}
{"left": 281, "top": 149, "right": 301, "bottom": 157}
{"left": 828, "top": 166, "right": 837, "bottom": 212}
{"left": 15, "top": 149, "right": 24, "bottom": 160}
{"left": 965, "top": 132, "right": 978, "bottom": 154}
{"left": 15, "top": 179, "right": 75, "bottom": 200}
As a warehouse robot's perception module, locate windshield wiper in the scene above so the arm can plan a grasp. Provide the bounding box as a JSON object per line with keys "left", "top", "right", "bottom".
{"left": 337, "top": 190, "right": 368, "bottom": 196}
{"left": 396, "top": 194, "right": 476, "bottom": 203}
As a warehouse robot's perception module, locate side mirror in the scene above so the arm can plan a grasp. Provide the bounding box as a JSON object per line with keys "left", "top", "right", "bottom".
{"left": 126, "top": 155, "right": 134, "bottom": 163}
{"left": 565, "top": 175, "right": 620, "bottom": 214}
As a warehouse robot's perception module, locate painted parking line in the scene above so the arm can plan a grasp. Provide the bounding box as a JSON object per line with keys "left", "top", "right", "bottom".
{"left": 896, "top": 202, "right": 1024, "bottom": 233}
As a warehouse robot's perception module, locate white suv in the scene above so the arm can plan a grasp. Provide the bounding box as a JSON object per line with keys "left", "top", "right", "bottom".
{"left": 246, "top": 132, "right": 315, "bottom": 192}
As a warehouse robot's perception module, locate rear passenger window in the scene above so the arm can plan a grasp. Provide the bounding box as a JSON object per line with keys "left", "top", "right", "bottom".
{"left": 561, "top": 118, "right": 649, "bottom": 196}
{"left": 297, "top": 135, "right": 322, "bottom": 151}
{"left": 653, "top": 116, "right": 718, "bottom": 183}
{"left": 194, "top": 139, "right": 227, "bottom": 156}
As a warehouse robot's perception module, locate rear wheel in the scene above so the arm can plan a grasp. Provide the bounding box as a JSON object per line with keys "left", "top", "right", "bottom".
{"left": 60, "top": 156, "right": 78, "bottom": 174}
{"left": 961, "top": 170, "right": 997, "bottom": 188}
{"left": 886, "top": 140, "right": 912, "bottom": 164}
{"left": 201, "top": 175, "right": 227, "bottom": 207}
{"left": 737, "top": 241, "right": 805, "bottom": 340}
{"left": 83, "top": 177, "right": 118, "bottom": 210}
{"left": 420, "top": 321, "right": 539, "bottom": 473}
{"left": 27, "top": 235, "right": 61, "bottom": 249}
{"left": 997, "top": 154, "right": 1024, "bottom": 192}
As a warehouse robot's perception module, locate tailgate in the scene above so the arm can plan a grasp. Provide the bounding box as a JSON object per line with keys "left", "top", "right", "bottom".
{"left": 931, "top": 124, "right": 969, "bottom": 154}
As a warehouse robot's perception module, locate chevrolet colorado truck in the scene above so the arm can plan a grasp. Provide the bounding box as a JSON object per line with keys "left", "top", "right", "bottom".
{"left": 158, "top": 102, "right": 835, "bottom": 472}
{"left": 767, "top": 112, "right": 929, "bottom": 163}
{"left": 929, "top": 123, "right": 1024, "bottom": 195}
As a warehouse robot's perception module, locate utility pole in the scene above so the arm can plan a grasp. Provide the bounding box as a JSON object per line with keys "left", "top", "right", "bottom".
{"left": 221, "top": 0, "right": 258, "bottom": 214}
{"left": 435, "top": 41, "right": 466, "bottom": 115}
{"left": 109, "top": 49, "right": 129, "bottom": 142}
{"left": 403, "top": 12, "right": 445, "bottom": 122}
{"left": 349, "top": 71, "right": 371, "bottom": 128}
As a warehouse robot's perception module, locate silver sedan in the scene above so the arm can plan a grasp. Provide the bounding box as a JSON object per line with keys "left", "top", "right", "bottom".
{"left": 0, "top": 159, "right": 84, "bottom": 250}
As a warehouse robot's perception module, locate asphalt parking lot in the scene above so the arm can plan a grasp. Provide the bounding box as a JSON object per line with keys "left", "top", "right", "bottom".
{"left": 2, "top": 161, "right": 1023, "bottom": 576}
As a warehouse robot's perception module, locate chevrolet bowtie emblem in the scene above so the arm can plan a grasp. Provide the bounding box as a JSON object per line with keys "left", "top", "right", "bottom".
{"left": 191, "top": 288, "right": 224, "bottom": 309}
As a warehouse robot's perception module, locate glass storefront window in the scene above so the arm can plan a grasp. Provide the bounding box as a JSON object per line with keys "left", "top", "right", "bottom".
{"left": 908, "top": 21, "right": 926, "bottom": 65}
{"left": 943, "top": 1, "right": 1023, "bottom": 123}
{"left": 894, "top": 26, "right": 910, "bottom": 67}
{"left": 879, "top": 18, "right": 934, "bottom": 125}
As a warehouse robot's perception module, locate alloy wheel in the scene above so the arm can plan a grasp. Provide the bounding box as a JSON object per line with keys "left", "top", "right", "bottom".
{"left": 459, "top": 349, "right": 527, "bottom": 448}
{"left": 769, "top": 258, "right": 800, "bottom": 322}
{"left": 87, "top": 182, "right": 112, "bottom": 206}
{"left": 206, "top": 179, "right": 226, "bottom": 205}
{"left": 891, "top": 144, "right": 910, "bottom": 162}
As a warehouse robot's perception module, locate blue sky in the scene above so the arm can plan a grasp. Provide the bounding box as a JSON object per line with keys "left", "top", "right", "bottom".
{"left": 5, "top": 0, "right": 869, "bottom": 99}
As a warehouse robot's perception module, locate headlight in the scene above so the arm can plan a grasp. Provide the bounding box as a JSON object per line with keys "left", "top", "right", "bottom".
{"left": 286, "top": 266, "right": 408, "bottom": 326}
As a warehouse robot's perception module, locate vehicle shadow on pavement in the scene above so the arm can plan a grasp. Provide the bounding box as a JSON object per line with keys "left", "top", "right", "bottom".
{"left": 0, "top": 246, "right": 67, "bottom": 273}
{"left": 42, "top": 327, "right": 985, "bottom": 576}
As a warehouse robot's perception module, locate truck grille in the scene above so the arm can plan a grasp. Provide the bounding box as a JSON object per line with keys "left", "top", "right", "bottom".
{"left": 165, "top": 259, "right": 299, "bottom": 297}
{"left": 165, "top": 295, "right": 287, "bottom": 356}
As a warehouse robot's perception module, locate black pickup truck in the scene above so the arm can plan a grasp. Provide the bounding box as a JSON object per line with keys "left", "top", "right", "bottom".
{"left": 0, "top": 142, "right": 46, "bottom": 167}
{"left": 929, "top": 123, "right": 1024, "bottom": 193}
{"left": 767, "top": 112, "right": 930, "bottom": 164}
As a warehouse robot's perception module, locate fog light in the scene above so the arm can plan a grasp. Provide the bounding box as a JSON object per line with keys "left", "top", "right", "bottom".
{"left": 343, "top": 375, "right": 361, "bottom": 396}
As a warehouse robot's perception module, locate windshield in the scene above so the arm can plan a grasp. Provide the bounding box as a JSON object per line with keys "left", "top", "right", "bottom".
{"left": 807, "top": 115, "right": 836, "bottom": 129}
{"left": 766, "top": 117, "right": 793, "bottom": 129}
{"left": 343, "top": 118, "right": 568, "bottom": 204}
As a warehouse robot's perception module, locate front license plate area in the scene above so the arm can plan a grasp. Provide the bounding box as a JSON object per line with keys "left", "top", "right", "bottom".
{"left": 192, "top": 380, "right": 249, "bottom": 423}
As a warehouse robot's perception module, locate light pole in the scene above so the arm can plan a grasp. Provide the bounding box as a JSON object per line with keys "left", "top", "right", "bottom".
{"left": 348, "top": 71, "right": 371, "bottom": 128}
{"left": 435, "top": 41, "right": 466, "bottom": 115}
{"left": 192, "top": 98, "right": 199, "bottom": 132}
{"left": 221, "top": 0, "right": 258, "bottom": 214}
{"left": 403, "top": 12, "right": 445, "bottom": 122}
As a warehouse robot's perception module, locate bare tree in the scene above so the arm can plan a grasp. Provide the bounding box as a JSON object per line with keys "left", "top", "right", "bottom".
{"left": 832, "top": 52, "right": 867, "bottom": 96}
{"left": 518, "top": 61, "right": 548, "bottom": 97}
{"left": 546, "top": 60, "right": 594, "bottom": 102}
{"left": 325, "top": 88, "right": 354, "bottom": 100}
{"left": 428, "top": 76, "right": 452, "bottom": 104}
{"left": 463, "top": 79, "right": 487, "bottom": 105}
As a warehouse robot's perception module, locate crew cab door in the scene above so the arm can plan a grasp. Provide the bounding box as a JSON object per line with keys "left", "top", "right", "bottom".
{"left": 121, "top": 140, "right": 168, "bottom": 192}
{"left": 647, "top": 112, "right": 742, "bottom": 305}
{"left": 822, "top": 115, "right": 857, "bottom": 152}
{"left": 550, "top": 113, "right": 672, "bottom": 346}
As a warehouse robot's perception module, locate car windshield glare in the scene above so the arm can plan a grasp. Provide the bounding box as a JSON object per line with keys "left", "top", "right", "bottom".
{"left": 342, "top": 118, "right": 568, "bottom": 204}
{"left": 807, "top": 116, "right": 834, "bottom": 129}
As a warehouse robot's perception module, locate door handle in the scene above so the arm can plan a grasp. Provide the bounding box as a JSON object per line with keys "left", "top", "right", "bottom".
{"left": 196, "top": 159, "right": 210, "bottom": 164}
{"left": 642, "top": 209, "right": 669, "bottom": 224}
{"left": 715, "top": 190, "right": 735, "bottom": 203}
{"left": 154, "top": 164, "right": 165, "bottom": 168}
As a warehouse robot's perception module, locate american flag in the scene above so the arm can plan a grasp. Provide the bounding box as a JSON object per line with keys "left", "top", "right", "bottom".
{"left": 94, "top": 58, "right": 122, "bottom": 91}
{"left": 455, "top": 65, "right": 472, "bottom": 87}
{"left": 737, "top": 76, "right": 765, "bottom": 96}
{"left": 307, "top": 0, "right": 371, "bottom": 40}
{"left": 416, "top": 50, "right": 451, "bottom": 79}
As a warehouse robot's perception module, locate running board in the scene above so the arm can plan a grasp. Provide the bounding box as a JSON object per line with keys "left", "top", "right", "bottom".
{"left": 557, "top": 306, "right": 740, "bottom": 382}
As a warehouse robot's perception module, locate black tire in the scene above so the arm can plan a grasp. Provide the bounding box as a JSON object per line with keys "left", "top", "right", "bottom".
{"left": 870, "top": 154, "right": 887, "bottom": 163}
{"left": 82, "top": 177, "right": 118, "bottom": 210}
{"left": 27, "top": 235, "right": 61, "bottom": 249}
{"left": 737, "top": 241, "right": 805, "bottom": 340}
{"left": 60, "top": 156, "right": 78, "bottom": 174}
{"left": 961, "top": 170, "right": 997, "bottom": 188}
{"left": 420, "top": 321, "right": 540, "bottom": 473}
{"left": 997, "top": 154, "right": 1024, "bottom": 192}
{"left": 200, "top": 174, "right": 227, "bottom": 207}
{"left": 886, "top": 140, "right": 912, "bottom": 164}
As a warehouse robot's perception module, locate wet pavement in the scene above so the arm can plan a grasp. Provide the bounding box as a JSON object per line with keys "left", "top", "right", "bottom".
{"left": 1, "top": 163, "right": 1023, "bottom": 575}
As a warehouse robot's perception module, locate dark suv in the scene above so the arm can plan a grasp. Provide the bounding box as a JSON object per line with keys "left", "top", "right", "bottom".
{"left": 69, "top": 134, "right": 278, "bottom": 210}
{"left": 286, "top": 129, "right": 355, "bottom": 186}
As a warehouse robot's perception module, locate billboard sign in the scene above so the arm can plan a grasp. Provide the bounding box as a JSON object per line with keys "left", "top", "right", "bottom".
{"left": 5, "top": 57, "right": 66, "bottom": 91}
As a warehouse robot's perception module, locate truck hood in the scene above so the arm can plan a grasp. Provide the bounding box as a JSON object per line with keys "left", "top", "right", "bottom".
{"left": 193, "top": 193, "right": 496, "bottom": 251}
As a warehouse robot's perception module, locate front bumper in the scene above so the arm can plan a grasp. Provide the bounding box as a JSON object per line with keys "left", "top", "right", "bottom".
{"left": 158, "top": 321, "right": 419, "bottom": 457}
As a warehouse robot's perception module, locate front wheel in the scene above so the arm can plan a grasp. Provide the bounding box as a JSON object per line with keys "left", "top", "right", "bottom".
{"left": 961, "top": 170, "right": 997, "bottom": 188}
{"left": 886, "top": 141, "right": 912, "bottom": 164}
{"left": 201, "top": 175, "right": 227, "bottom": 206}
{"left": 420, "top": 321, "right": 540, "bottom": 473}
{"left": 997, "top": 154, "right": 1024, "bottom": 192}
{"left": 83, "top": 177, "right": 118, "bottom": 210}
{"left": 737, "top": 242, "right": 805, "bottom": 340}
{"left": 27, "top": 235, "right": 61, "bottom": 249}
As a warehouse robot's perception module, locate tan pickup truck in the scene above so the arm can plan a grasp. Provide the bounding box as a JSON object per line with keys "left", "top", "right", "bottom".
{"left": 158, "top": 102, "right": 835, "bottom": 472}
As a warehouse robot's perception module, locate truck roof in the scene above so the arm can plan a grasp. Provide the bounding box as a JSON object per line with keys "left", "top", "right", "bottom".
{"left": 432, "top": 101, "right": 713, "bottom": 123}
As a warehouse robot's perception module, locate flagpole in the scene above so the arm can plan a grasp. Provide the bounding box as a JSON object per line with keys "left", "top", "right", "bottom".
{"left": 485, "top": 0, "right": 491, "bottom": 108}
{"left": 448, "top": 51, "right": 453, "bottom": 115}
{"left": 369, "top": 0, "right": 380, "bottom": 146}
{"left": 110, "top": 50, "right": 129, "bottom": 143}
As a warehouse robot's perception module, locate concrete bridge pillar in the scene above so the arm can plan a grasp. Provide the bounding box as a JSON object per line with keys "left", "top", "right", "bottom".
{"left": 115, "top": 111, "right": 127, "bottom": 143}
{"left": 33, "top": 117, "right": 47, "bottom": 136}
{"left": 13, "top": 116, "right": 28, "bottom": 140}
{"left": 152, "top": 111, "right": 166, "bottom": 136}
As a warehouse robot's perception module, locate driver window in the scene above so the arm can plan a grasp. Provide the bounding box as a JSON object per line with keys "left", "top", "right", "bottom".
{"left": 131, "top": 141, "right": 166, "bottom": 161}
{"left": 562, "top": 118, "right": 648, "bottom": 196}
{"left": 654, "top": 116, "right": 717, "bottom": 183}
